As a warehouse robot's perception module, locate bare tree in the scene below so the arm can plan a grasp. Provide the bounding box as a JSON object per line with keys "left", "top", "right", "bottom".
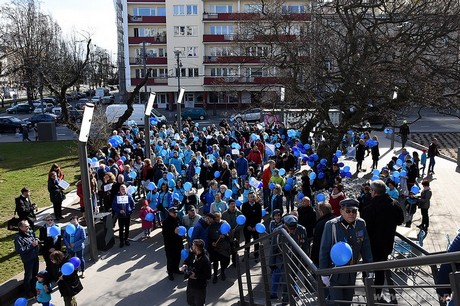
{"left": 231, "top": 0, "right": 460, "bottom": 157}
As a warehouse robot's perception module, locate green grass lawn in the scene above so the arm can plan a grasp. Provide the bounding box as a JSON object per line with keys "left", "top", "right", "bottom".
{"left": 0, "top": 141, "right": 79, "bottom": 284}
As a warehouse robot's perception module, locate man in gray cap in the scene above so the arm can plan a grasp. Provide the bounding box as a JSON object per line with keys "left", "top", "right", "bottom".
{"left": 319, "top": 198, "right": 373, "bottom": 305}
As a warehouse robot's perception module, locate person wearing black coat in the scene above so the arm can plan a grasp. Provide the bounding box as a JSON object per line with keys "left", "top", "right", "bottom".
{"left": 15, "top": 187, "right": 37, "bottom": 230}
{"left": 48, "top": 171, "right": 65, "bottom": 220}
{"left": 297, "top": 197, "right": 317, "bottom": 243}
{"left": 181, "top": 239, "right": 212, "bottom": 306}
{"left": 370, "top": 136, "right": 380, "bottom": 170}
{"left": 162, "top": 207, "right": 184, "bottom": 281}
{"left": 355, "top": 139, "right": 366, "bottom": 172}
{"left": 50, "top": 250, "right": 83, "bottom": 306}
{"left": 241, "top": 192, "right": 262, "bottom": 260}
{"left": 361, "top": 180, "right": 404, "bottom": 303}
{"left": 39, "top": 215, "right": 62, "bottom": 283}
{"left": 310, "top": 203, "right": 334, "bottom": 266}
{"left": 199, "top": 161, "right": 214, "bottom": 189}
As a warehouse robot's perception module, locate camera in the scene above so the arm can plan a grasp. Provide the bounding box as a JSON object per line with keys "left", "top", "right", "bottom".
{"left": 184, "top": 267, "right": 195, "bottom": 280}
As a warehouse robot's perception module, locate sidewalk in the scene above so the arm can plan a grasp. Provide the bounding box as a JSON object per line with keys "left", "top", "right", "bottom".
{"left": 2, "top": 132, "right": 460, "bottom": 306}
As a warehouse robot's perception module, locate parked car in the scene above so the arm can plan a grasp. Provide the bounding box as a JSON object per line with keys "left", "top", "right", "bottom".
{"left": 33, "top": 103, "right": 55, "bottom": 114}
{"left": 58, "top": 109, "right": 83, "bottom": 123}
{"left": 51, "top": 104, "right": 73, "bottom": 116}
{"left": 179, "top": 108, "right": 208, "bottom": 120}
{"left": 101, "top": 95, "right": 115, "bottom": 105}
{"left": 76, "top": 98, "right": 90, "bottom": 110}
{"left": 0, "top": 116, "right": 31, "bottom": 133}
{"left": 90, "top": 96, "right": 102, "bottom": 104}
{"left": 6, "top": 103, "right": 34, "bottom": 114}
{"left": 26, "top": 113, "right": 58, "bottom": 125}
{"left": 230, "top": 108, "right": 261, "bottom": 122}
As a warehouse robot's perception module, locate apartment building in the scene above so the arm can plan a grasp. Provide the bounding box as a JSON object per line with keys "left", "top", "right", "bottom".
{"left": 114, "top": 0, "right": 310, "bottom": 110}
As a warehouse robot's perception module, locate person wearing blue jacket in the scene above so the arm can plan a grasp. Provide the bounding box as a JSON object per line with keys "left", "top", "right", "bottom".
{"left": 190, "top": 214, "right": 215, "bottom": 251}
{"left": 63, "top": 216, "right": 87, "bottom": 278}
{"left": 319, "top": 198, "right": 373, "bottom": 305}
{"left": 158, "top": 182, "right": 173, "bottom": 221}
{"left": 235, "top": 152, "right": 249, "bottom": 182}
{"left": 112, "top": 184, "right": 135, "bottom": 248}
{"left": 436, "top": 231, "right": 460, "bottom": 305}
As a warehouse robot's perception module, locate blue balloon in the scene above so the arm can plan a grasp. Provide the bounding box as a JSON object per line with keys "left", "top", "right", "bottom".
{"left": 236, "top": 200, "right": 243, "bottom": 207}
{"left": 224, "top": 189, "right": 233, "bottom": 199}
{"left": 312, "top": 154, "right": 319, "bottom": 161}
{"left": 49, "top": 226, "right": 60, "bottom": 237}
{"left": 316, "top": 194, "right": 325, "bottom": 202}
{"left": 173, "top": 193, "right": 180, "bottom": 200}
{"left": 318, "top": 172, "right": 325, "bottom": 179}
{"left": 236, "top": 215, "right": 246, "bottom": 225}
{"left": 121, "top": 156, "right": 127, "bottom": 162}
{"left": 195, "top": 166, "right": 201, "bottom": 174}
{"left": 343, "top": 166, "right": 350, "bottom": 173}
{"left": 400, "top": 170, "right": 407, "bottom": 177}
{"left": 275, "top": 143, "right": 281, "bottom": 148}
{"left": 330, "top": 242, "right": 353, "bottom": 266}
{"left": 167, "top": 172, "right": 174, "bottom": 180}
{"left": 87, "top": 158, "right": 92, "bottom": 164}
{"left": 304, "top": 144, "right": 311, "bottom": 150}
{"left": 214, "top": 171, "right": 221, "bottom": 178}
{"left": 181, "top": 249, "right": 189, "bottom": 260}
{"left": 65, "top": 224, "right": 76, "bottom": 235}
{"left": 371, "top": 175, "right": 379, "bottom": 181}
{"left": 309, "top": 172, "right": 317, "bottom": 180}
{"left": 269, "top": 183, "right": 275, "bottom": 190}
{"left": 261, "top": 209, "right": 267, "bottom": 217}
{"left": 372, "top": 169, "right": 380, "bottom": 176}
{"left": 129, "top": 171, "right": 137, "bottom": 179}
{"left": 188, "top": 227, "right": 194, "bottom": 237}
{"left": 345, "top": 172, "right": 352, "bottom": 178}
{"left": 320, "top": 158, "right": 327, "bottom": 165}
{"left": 284, "top": 184, "right": 292, "bottom": 191}
{"left": 61, "top": 262, "right": 75, "bottom": 276}
{"left": 396, "top": 159, "right": 403, "bottom": 166}
{"left": 332, "top": 156, "right": 338, "bottom": 163}
{"left": 308, "top": 161, "right": 315, "bottom": 167}
{"left": 184, "top": 182, "right": 192, "bottom": 191}
{"left": 297, "top": 192, "right": 304, "bottom": 200}
{"left": 411, "top": 186, "right": 420, "bottom": 194}
{"left": 255, "top": 223, "right": 266, "bottom": 234}
{"left": 177, "top": 226, "right": 186, "bottom": 236}
{"left": 286, "top": 178, "right": 294, "bottom": 185}
{"left": 394, "top": 177, "right": 400, "bottom": 184}
{"left": 145, "top": 213, "right": 154, "bottom": 222}
{"left": 14, "top": 298, "right": 27, "bottom": 306}
{"left": 147, "top": 182, "right": 156, "bottom": 191}
{"left": 393, "top": 171, "right": 400, "bottom": 178}
{"left": 69, "top": 256, "right": 81, "bottom": 269}
{"left": 338, "top": 162, "right": 344, "bottom": 167}
{"left": 220, "top": 223, "right": 231, "bottom": 235}
{"left": 279, "top": 168, "right": 286, "bottom": 176}
{"left": 335, "top": 150, "right": 342, "bottom": 157}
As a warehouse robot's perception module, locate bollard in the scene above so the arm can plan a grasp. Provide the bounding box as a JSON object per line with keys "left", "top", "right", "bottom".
{"left": 457, "top": 147, "right": 460, "bottom": 167}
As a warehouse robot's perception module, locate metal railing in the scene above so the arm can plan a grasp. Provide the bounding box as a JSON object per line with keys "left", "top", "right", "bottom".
{"left": 235, "top": 229, "right": 460, "bottom": 306}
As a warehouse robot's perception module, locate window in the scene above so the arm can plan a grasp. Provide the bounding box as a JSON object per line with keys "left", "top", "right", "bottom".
{"left": 246, "top": 46, "right": 268, "bottom": 57}
{"left": 282, "top": 5, "right": 305, "bottom": 14}
{"left": 134, "top": 7, "right": 155, "bottom": 16}
{"left": 173, "top": 5, "right": 186, "bottom": 16}
{"left": 174, "top": 26, "right": 198, "bottom": 36}
{"left": 210, "top": 67, "right": 236, "bottom": 77}
{"left": 210, "top": 25, "right": 233, "bottom": 35}
{"left": 159, "top": 69, "right": 168, "bottom": 78}
{"left": 244, "top": 4, "right": 263, "bottom": 13}
{"left": 187, "top": 5, "right": 198, "bottom": 15}
{"left": 208, "top": 5, "right": 232, "bottom": 14}
{"left": 209, "top": 46, "right": 232, "bottom": 56}
{"left": 188, "top": 68, "right": 199, "bottom": 77}
{"left": 135, "top": 69, "right": 148, "bottom": 78}
{"left": 157, "top": 7, "right": 166, "bottom": 16}
{"left": 187, "top": 47, "right": 198, "bottom": 57}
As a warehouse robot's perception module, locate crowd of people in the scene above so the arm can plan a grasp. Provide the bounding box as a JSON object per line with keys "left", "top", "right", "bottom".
{"left": 13, "top": 115, "right": 442, "bottom": 305}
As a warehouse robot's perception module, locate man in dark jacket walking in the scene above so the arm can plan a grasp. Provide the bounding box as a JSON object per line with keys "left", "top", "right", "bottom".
{"left": 15, "top": 187, "right": 37, "bottom": 230}
{"left": 361, "top": 180, "right": 404, "bottom": 304}
{"left": 310, "top": 203, "right": 334, "bottom": 266}
{"left": 297, "top": 196, "right": 317, "bottom": 254}
{"left": 162, "top": 207, "right": 185, "bottom": 281}
{"left": 241, "top": 191, "right": 262, "bottom": 261}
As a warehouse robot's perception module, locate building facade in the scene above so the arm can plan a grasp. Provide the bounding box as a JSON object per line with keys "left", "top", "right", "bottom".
{"left": 114, "top": 0, "right": 310, "bottom": 110}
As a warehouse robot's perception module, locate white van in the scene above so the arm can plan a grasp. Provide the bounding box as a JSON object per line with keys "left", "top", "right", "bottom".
{"left": 105, "top": 104, "right": 167, "bottom": 127}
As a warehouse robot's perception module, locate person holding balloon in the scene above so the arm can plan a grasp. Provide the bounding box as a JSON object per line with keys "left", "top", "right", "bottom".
{"left": 63, "top": 216, "right": 87, "bottom": 278}
{"left": 50, "top": 250, "right": 83, "bottom": 306}
{"left": 241, "top": 191, "right": 262, "bottom": 262}
{"left": 162, "top": 207, "right": 186, "bottom": 281}
{"left": 138, "top": 201, "right": 155, "bottom": 238}
{"left": 112, "top": 184, "right": 136, "bottom": 248}
{"left": 208, "top": 212, "right": 232, "bottom": 283}
{"left": 319, "top": 198, "right": 373, "bottom": 305}
{"left": 39, "top": 215, "right": 62, "bottom": 284}
{"left": 222, "top": 199, "right": 244, "bottom": 266}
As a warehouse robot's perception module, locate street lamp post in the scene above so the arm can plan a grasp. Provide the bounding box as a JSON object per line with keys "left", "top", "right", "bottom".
{"left": 174, "top": 50, "right": 182, "bottom": 132}
{"left": 78, "top": 103, "right": 98, "bottom": 262}
{"left": 144, "top": 92, "right": 156, "bottom": 159}
{"left": 280, "top": 87, "right": 285, "bottom": 126}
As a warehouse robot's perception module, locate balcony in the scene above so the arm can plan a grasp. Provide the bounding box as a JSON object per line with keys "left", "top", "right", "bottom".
{"left": 131, "top": 78, "right": 168, "bottom": 85}
{"left": 202, "top": 12, "right": 261, "bottom": 21}
{"left": 128, "top": 15, "right": 166, "bottom": 23}
{"left": 203, "top": 55, "right": 260, "bottom": 64}
{"left": 203, "top": 34, "right": 235, "bottom": 42}
{"left": 128, "top": 37, "right": 166, "bottom": 44}
{"left": 204, "top": 76, "right": 279, "bottom": 85}
{"left": 129, "top": 57, "right": 168, "bottom": 65}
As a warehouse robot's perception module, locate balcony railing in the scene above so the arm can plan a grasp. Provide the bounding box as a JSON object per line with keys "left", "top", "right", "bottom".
{"left": 128, "top": 15, "right": 166, "bottom": 23}
{"left": 202, "top": 12, "right": 311, "bottom": 21}
{"left": 204, "top": 76, "right": 278, "bottom": 85}
{"left": 129, "top": 57, "right": 168, "bottom": 65}
{"left": 203, "top": 55, "right": 260, "bottom": 64}
{"left": 203, "top": 34, "right": 235, "bottom": 42}
{"left": 131, "top": 78, "right": 168, "bottom": 85}
{"left": 128, "top": 37, "right": 167, "bottom": 44}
